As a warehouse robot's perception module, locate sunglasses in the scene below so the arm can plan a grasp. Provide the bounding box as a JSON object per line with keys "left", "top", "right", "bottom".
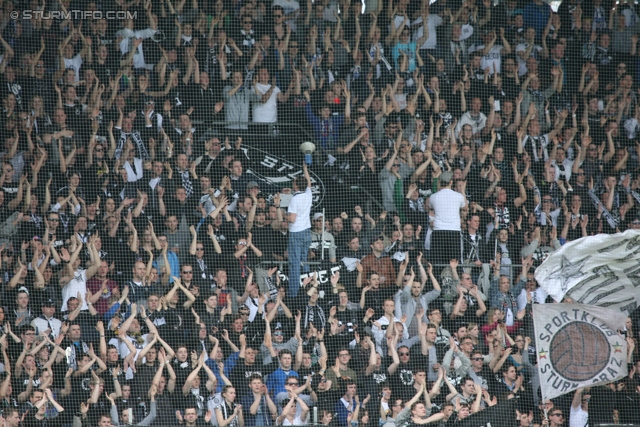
{"left": 399, "top": 352, "right": 410, "bottom": 356}
{"left": 472, "top": 357, "right": 483, "bottom": 361}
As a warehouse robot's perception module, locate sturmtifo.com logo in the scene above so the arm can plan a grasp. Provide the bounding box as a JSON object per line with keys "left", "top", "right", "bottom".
{"left": 12, "top": 10, "right": 137, "bottom": 20}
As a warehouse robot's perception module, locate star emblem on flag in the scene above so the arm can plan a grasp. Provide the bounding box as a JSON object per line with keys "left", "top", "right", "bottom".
{"left": 547, "top": 255, "right": 588, "bottom": 292}
{"left": 539, "top": 349, "right": 547, "bottom": 359}
{"left": 613, "top": 342, "right": 622, "bottom": 353}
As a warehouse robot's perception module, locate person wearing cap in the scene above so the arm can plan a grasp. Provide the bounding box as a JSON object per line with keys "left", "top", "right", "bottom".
{"left": 629, "top": 217, "right": 640, "bottom": 230}
{"left": 429, "top": 170, "right": 466, "bottom": 272}
{"left": 269, "top": 320, "right": 300, "bottom": 358}
{"left": 310, "top": 212, "right": 337, "bottom": 264}
{"left": 85, "top": 135, "right": 111, "bottom": 193}
{"left": 286, "top": 163, "right": 313, "bottom": 299}
{"left": 31, "top": 299, "right": 62, "bottom": 339}
{"left": 134, "top": 75, "right": 163, "bottom": 127}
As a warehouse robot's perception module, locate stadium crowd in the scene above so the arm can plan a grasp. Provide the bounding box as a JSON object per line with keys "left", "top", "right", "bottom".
{"left": 0, "top": 0, "right": 638, "bottom": 426}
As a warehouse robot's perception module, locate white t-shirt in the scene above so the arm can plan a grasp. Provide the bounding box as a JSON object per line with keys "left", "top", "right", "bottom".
{"left": 412, "top": 14, "right": 442, "bottom": 49}
{"left": 429, "top": 188, "right": 465, "bottom": 231}
{"left": 117, "top": 334, "right": 149, "bottom": 359}
{"left": 470, "top": 44, "right": 503, "bottom": 74}
{"left": 63, "top": 54, "right": 83, "bottom": 82}
{"left": 61, "top": 269, "right": 88, "bottom": 311}
{"left": 282, "top": 416, "right": 305, "bottom": 426}
{"left": 515, "top": 43, "right": 542, "bottom": 76}
{"left": 569, "top": 404, "right": 589, "bottom": 427}
{"left": 288, "top": 187, "right": 313, "bottom": 232}
{"left": 272, "top": 0, "right": 300, "bottom": 15}
{"left": 517, "top": 288, "right": 549, "bottom": 311}
{"left": 253, "top": 83, "right": 280, "bottom": 123}
{"left": 118, "top": 28, "right": 157, "bottom": 70}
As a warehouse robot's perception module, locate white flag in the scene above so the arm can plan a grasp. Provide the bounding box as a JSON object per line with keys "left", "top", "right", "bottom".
{"left": 533, "top": 304, "right": 627, "bottom": 401}
{"left": 535, "top": 230, "right": 640, "bottom": 314}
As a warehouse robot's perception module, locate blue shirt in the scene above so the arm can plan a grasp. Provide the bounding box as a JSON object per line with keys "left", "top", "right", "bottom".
{"left": 265, "top": 367, "right": 298, "bottom": 396}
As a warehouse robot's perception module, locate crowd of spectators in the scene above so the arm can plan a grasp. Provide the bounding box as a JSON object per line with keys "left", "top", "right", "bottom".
{"left": 0, "top": 0, "right": 640, "bottom": 427}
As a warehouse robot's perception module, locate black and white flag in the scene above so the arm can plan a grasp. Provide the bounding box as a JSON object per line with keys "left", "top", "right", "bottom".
{"left": 533, "top": 303, "right": 627, "bottom": 400}
{"left": 535, "top": 230, "right": 640, "bottom": 314}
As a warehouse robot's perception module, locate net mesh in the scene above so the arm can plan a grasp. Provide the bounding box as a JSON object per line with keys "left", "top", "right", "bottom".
{"left": 0, "top": 0, "right": 636, "bottom": 426}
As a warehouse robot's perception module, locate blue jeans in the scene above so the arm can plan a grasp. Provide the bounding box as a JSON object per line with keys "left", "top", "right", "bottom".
{"left": 288, "top": 228, "right": 311, "bottom": 298}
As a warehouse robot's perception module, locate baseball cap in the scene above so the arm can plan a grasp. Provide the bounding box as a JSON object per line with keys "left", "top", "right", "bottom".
{"left": 313, "top": 213, "right": 324, "bottom": 221}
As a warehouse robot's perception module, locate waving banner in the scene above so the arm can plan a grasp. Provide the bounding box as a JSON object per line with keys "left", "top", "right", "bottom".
{"left": 533, "top": 304, "right": 627, "bottom": 401}
{"left": 534, "top": 230, "right": 640, "bottom": 314}
{"left": 242, "top": 145, "right": 325, "bottom": 206}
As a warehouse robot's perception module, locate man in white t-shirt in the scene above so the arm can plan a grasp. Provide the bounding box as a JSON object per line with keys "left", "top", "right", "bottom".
{"left": 272, "top": 0, "right": 300, "bottom": 18}
{"left": 429, "top": 171, "right": 466, "bottom": 274}
{"left": 470, "top": 28, "right": 512, "bottom": 74}
{"left": 569, "top": 387, "right": 590, "bottom": 427}
{"left": 60, "top": 240, "right": 101, "bottom": 311}
{"left": 252, "top": 68, "right": 289, "bottom": 123}
{"left": 515, "top": 27, "right": 542, "bottom": 76}
{"left": 286, "top": 163, "right": 313, "bottom": 298}
{"left": 412, "top": 5, "right": 442, "bottom": 51}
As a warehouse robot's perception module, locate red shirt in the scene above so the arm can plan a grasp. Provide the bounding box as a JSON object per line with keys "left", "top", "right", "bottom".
{"left": 86, "top": 277, "right": 119, "bottom": 314}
